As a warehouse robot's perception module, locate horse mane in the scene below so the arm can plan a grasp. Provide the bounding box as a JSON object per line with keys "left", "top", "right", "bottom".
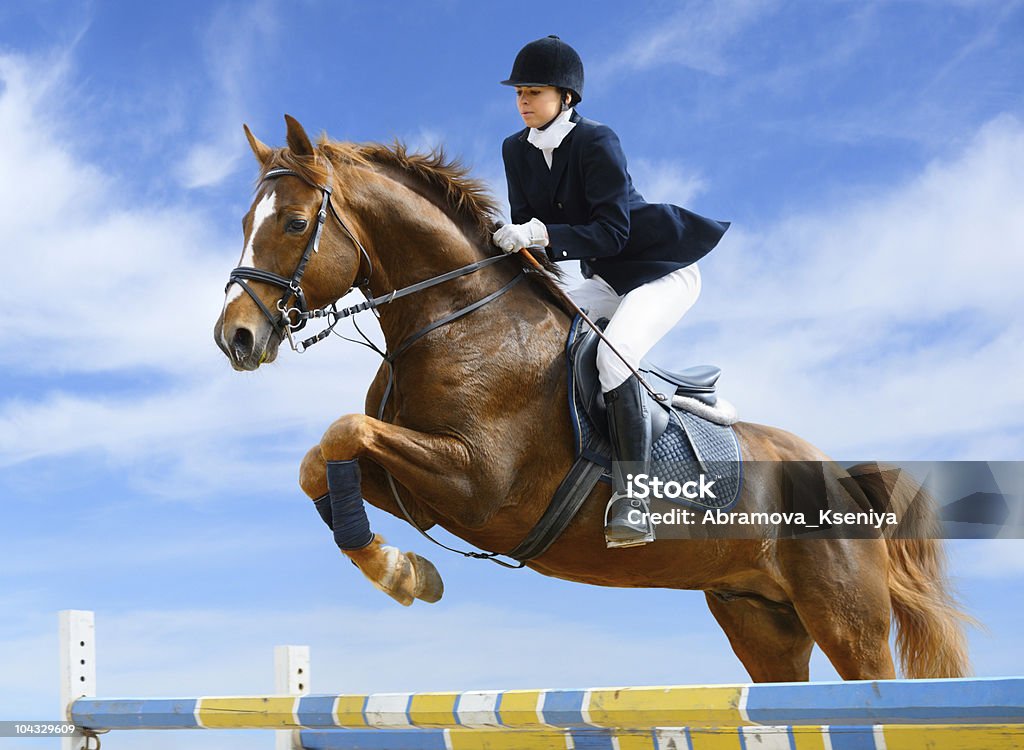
{"left": 262, "top": 138, "right": 570, "bottom": 311}
{"left": 326, "top": 139, "right": 501, "bottom": 240}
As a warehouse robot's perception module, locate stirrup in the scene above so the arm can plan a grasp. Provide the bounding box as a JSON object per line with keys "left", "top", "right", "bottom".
{"left": 603, "top": 495, "right": 655, "bottom": 549}
{"left": 605, "top": 533, "right": 654, "bottom": 550}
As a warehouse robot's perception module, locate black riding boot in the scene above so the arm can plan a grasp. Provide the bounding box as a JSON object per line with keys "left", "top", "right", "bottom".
{"left": 603, "top": 375, "right": 655, "bottom": 548}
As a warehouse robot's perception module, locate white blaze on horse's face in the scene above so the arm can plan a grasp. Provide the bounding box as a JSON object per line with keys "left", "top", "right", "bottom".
{"left": 220, "top": 189, "right": 278, "bottom": 344}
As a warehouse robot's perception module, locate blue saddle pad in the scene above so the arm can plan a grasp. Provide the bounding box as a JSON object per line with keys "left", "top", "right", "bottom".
{"left": 565, "top": 315, "right": 743, "bottom": 511}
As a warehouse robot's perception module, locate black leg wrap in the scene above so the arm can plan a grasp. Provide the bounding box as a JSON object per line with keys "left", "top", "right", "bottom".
{"left": 326, "top": 459, "right": 374, "bottom": 551}
{"left": 313, "top": 493, "right": 333, "bottom": 529}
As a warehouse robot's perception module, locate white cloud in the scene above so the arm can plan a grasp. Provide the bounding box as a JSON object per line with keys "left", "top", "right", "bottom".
{"left": 0, "top": 53, "right": 108, "bottom": 232}
{"left": 629, "top": 157, "right": 706, "bottom": 205}
{"left": 769, "top": 115, "right": 1022, "bottom": 320}
{"left": 596, "top": 0, "right": 778, "bottom": 77}
{"left": 175, "top": 1, "right": 277, "bottom": 189}
{"left": 178, "top": 142, "right": 243, "bottom": 189}
{"left": 0, "top": 50, "right": 383, "bottom": 494}
{"left": 0, "top": 50, "right": 228, "bottom": 376}
{"left": 402, "top": 126, "right": 446, "bottom": 156}
{"left": 662, "top": 115, "right": 1024, "bottom": 458}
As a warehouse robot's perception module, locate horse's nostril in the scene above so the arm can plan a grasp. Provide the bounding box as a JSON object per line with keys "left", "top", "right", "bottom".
{"left": 231, "top": 327, "right": 256, "bottom": 361}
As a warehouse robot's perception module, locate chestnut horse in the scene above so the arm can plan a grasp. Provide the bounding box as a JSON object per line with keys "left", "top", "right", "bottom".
{"left": 214, "top": 116, "right": 970, "bottom": 682}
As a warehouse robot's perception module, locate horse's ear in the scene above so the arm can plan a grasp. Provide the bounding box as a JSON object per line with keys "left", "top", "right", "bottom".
{"left": 243, "top": 124, "right": 272, "bottom": 164}
{"left": 284, "top": 114, "right": 315, "bottom": 157}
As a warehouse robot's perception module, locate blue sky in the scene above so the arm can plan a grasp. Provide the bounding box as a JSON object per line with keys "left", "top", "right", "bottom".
{"left": 1, "top": 1, "right": 1023, "bottom": 747}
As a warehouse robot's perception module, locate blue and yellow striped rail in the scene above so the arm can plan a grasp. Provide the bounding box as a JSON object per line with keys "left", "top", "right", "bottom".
{"left": 71, "top": 677, "right": 1024, "bottom": 749}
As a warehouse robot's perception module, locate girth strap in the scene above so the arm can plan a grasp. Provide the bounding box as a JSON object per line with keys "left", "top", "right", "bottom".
{"left": 504, "top": 454, "right": 606, "bottom": 561}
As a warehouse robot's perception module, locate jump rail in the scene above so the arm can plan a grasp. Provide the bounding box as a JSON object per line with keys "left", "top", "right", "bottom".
{"left": 59, "top": 610, "right": 1024, "bottom": 750}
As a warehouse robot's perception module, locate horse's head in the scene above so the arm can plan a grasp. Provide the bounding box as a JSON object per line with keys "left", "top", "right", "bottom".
{"left": 214, "top": 115, "right": 370, "bottom": 370}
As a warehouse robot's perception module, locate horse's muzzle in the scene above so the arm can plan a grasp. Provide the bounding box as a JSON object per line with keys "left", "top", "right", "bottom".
{"left": 215, "top": 319, "right": 280, "bottom": 371}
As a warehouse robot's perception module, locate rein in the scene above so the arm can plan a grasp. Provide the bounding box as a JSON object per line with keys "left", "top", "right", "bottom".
{"left": 293, "top": 252, "right": 517, "bottom": 353}
{"left": 225, "top": 156, "right": 528, "bottom": 568}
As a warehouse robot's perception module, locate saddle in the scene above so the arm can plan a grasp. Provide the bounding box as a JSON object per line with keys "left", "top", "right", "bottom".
{"left": 504, "top": 315, "right": 742, "bottom": 562}
{"left": 566, "top": 315, "right": 743, "bottom": 501}
{"left": 571, "top": 317, "right": 721, "bottom": 448}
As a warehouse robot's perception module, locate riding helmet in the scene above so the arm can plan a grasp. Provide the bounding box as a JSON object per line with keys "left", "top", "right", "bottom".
{"left": 501, "top": 35, "right": 584, "bottom": 105}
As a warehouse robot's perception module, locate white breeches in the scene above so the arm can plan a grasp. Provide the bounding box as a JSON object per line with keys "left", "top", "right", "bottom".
{"left": 567, "top": 264, "right": 702, "bottom": 392}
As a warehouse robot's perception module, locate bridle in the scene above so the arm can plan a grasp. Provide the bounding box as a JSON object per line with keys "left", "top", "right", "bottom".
{"left": 225, "top": 156, "right": 520, "bottom": 354}
{"left": 225, "top": 158, "right": 373, "bottom": 352}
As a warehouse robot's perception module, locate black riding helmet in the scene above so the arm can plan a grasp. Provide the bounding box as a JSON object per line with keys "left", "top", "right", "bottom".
{"left": 501, "top": 35, "right": 584, "bottom": 106}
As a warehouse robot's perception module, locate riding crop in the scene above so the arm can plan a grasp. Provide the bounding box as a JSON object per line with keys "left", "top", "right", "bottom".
{"left": 520, "top": 245, "right": 667, "bottom": 403}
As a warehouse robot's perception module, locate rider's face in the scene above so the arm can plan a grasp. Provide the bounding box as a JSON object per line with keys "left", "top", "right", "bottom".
{"left": 515, "top": 86, "right": 566, "bottom": 128}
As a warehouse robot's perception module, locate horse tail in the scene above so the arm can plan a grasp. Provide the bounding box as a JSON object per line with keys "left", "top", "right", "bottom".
{"left": 845, "top": 462, "right": 973, "bottom": 678}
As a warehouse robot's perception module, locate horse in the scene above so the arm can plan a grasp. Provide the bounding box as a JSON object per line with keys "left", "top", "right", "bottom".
{"left": 213, "top": 115, "right": 971, "bottom": 682}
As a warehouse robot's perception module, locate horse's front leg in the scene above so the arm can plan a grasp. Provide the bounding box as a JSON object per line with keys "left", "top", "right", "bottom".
{"left": 298, "top": 413, "right": 471, "bottom": 606}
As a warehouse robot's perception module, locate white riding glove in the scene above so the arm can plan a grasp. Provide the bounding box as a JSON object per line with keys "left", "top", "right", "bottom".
{"left": 492, "top": 218, "right": 549, "bottom": 254}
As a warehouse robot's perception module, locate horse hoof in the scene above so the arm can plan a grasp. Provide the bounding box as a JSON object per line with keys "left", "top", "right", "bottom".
{"left": 408, "top": 552, "right": 444, "bottom": 603}
{"left": 345, "top": 539, "right": 444, "bottom": 606}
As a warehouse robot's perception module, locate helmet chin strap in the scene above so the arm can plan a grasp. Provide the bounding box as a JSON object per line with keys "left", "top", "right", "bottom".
{"left": 537, "top": 95, "right": 571, "bottom": 131}
{"left": 536, "top": 112, "right": 561, "bottom": 131}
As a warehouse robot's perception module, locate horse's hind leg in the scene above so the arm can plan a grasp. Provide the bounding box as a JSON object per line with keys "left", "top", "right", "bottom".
{"left": 298, "top": 444, "right": 444, "bottom": 607}
{"left": 704, "top": 592, "right": 813, "bottom": 682}
{"left": 781, "top": 539, "right": 897, "bottom": 680}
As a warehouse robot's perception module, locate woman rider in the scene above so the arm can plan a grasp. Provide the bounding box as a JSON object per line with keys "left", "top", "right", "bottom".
{"left": 493, "top": 35, "right": 729, "bottom": 548}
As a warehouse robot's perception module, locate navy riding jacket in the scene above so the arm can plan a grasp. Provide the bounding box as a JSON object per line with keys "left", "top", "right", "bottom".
{"left": 502, "top": 110, "right": 729, "bottom": 295}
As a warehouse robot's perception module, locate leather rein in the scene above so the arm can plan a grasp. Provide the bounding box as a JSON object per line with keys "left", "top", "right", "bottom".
{"left": 224, "top": 156, "right": 527, "bottom": 568}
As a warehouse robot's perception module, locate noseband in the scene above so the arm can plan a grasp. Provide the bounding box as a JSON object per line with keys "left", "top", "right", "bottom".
{"left": 225, "top": 158, "right": 373, "bottom": 350}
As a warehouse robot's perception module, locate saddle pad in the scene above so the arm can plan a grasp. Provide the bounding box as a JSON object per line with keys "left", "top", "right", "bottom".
{"left": 566, "top": 315, "right": 743, "bottom": 511}
{"left": 650, "top": 410, "right": 743, "bottom": 511}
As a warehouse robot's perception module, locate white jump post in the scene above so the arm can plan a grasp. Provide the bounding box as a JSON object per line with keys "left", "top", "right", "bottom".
{"left": 275, "top": 644, "right": 311, "bottom": 750}
{"left": 59, "top": 610, "right": 96, "bottom": 750}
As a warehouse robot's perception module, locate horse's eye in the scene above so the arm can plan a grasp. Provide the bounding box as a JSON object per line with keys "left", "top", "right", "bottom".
{"left": 287, "top": 218, "right": 308, "bottom": 233}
